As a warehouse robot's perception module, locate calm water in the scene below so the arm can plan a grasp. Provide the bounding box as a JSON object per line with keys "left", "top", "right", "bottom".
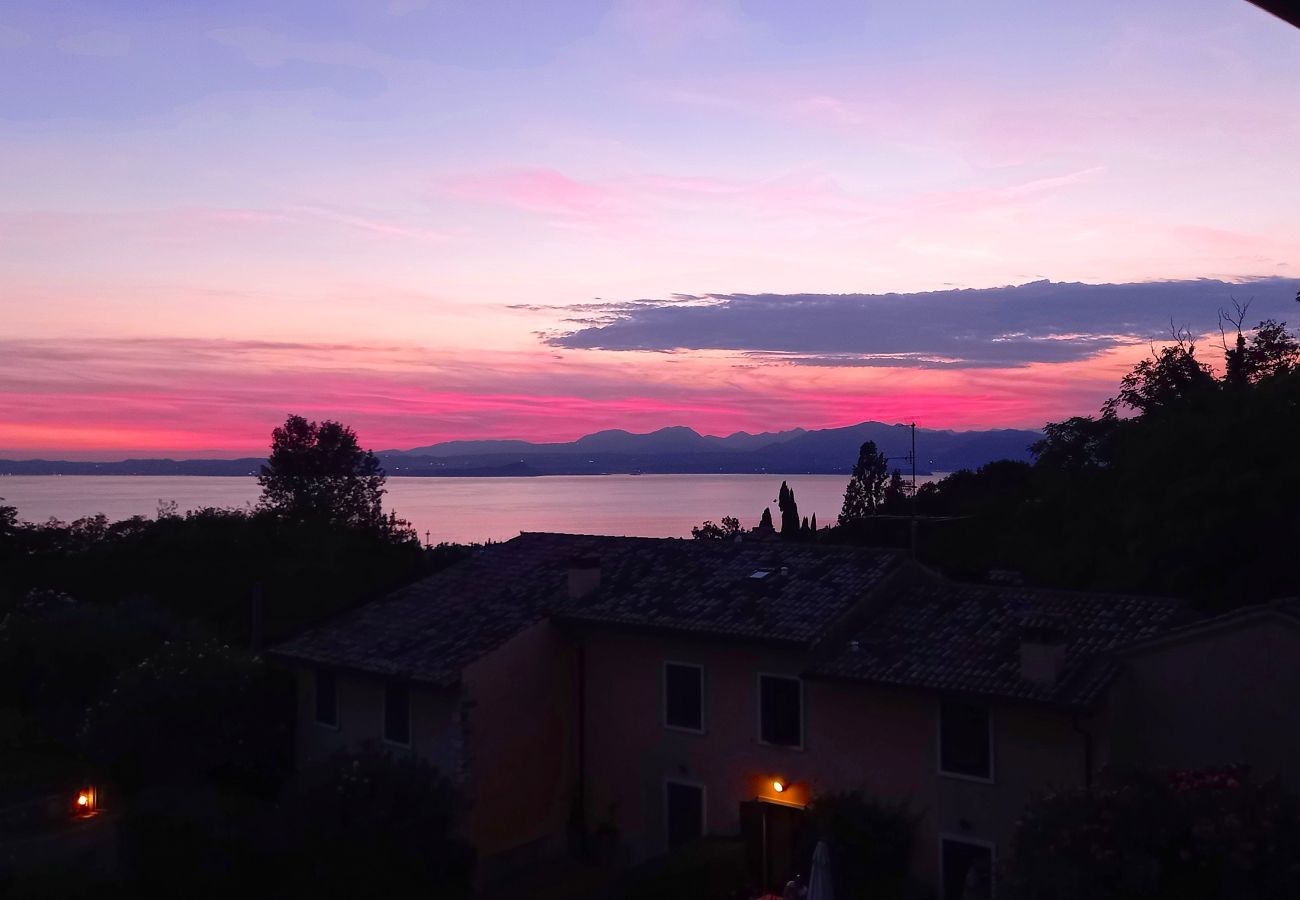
{"left": 0, "top": 474, "right": 943, "bottom": 545}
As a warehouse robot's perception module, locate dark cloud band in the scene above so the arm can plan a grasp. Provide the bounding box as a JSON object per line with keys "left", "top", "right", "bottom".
{"left": 544, "top": 278, "right": 1300, "bottom": 368}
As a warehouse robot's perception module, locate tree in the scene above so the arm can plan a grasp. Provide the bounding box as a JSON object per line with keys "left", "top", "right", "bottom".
{"left": 758, "top": 508, "right": 775, "bottom": 532}
{"left": 777, "top": 481, "right": 800, "bottom": 537}
{"left": 1103, "top": 330, "right": 1215, "bottom": 417}
{"left": 838, "top": 441, "right": 889, "bottom": 525}
{"left": 1003, "top": 767, "right": 1300, "bottom": 900}
{"left": 810, "top": 513, "right": 817, "bottom": 534}
{"left": 691, "top": 517, "right": 743, "bottom": 540}
{"left": 258, "top": 415, "right": 387, "bottom": 529}
{"left": 881, "top": 470, "right": 911, "bottom": 513}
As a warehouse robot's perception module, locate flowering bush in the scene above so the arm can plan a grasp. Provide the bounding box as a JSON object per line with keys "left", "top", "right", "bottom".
{"left": 1003, "top": 766, "right": 1300, "bottom": 900}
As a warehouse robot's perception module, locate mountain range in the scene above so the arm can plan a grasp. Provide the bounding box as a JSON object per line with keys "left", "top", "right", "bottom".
{"left": 0, "top": 421, "right": 1041, "bottom": 477}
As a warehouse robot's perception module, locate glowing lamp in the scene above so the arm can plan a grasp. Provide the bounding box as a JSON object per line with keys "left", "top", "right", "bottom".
{"left": 73, "top": 785, "right": 98, "bottom": 816}
{"left": 772, "top": 780, "right": 785, "bottom": 793}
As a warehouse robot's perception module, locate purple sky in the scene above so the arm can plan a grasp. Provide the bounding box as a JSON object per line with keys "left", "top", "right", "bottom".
{"left": 2, "top": 1, "right": 1298, "bottom": 457}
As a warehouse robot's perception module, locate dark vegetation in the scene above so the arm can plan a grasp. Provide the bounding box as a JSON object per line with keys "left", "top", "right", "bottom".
{"left": 0, "top": 416, "right": 476, "bottom": 896}
{"left": 1004, "top": 766, "right": 1300, "bottom": 900}
{"left": 698, "top": 311, "right": 1300, "bottom": 613}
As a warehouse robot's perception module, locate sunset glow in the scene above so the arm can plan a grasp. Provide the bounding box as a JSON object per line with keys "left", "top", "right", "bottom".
{"left": 2, "top": 1, "right": 1298, "bottom": 457}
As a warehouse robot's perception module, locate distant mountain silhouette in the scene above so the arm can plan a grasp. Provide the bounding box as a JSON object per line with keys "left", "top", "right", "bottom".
{"left": 1, "top": 421, "right": 1040, "bottom": 477}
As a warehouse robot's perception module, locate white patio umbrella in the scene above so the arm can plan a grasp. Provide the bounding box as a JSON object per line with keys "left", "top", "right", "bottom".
{"left": 806, "top": 840, "right": 834, "bottom": 900}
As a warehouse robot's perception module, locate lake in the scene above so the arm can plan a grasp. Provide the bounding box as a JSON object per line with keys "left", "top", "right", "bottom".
{"left": 0, "top": 474, "right": 945, "bottom": 545}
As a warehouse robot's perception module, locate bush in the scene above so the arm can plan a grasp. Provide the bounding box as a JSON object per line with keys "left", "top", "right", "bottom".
{"left": 1003, "top": 767, "right": 1300, "bottom": 900}
{"left": 80, "top": 639, "right": 292, "bottom": 795}
{"left": 798, "top": 790, "right": 919, "bottom": 899}
{"left": 272, "top": 748, "right": 475, "bottom": 899}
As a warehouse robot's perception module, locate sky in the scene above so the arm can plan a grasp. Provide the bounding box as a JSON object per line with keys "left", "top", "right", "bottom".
{"left": 1, "top": 0, "right": 1298, "bottom": 458}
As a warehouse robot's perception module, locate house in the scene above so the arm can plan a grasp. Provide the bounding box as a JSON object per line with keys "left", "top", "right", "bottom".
{"left": 270, "top": 533, "right": 1300, "bottom": 898}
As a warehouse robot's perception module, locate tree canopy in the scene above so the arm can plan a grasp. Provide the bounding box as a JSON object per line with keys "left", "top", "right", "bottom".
{"left": 258, "top": 415, "right": 388, "bottom": 530}
{"left": 897, "top": 314, "right": 1300, "bottom": 610}
{"left": 838, "top": 441, "right": 890, "bottom": 525}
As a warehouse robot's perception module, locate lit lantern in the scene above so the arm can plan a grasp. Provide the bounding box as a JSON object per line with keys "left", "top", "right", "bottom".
{"left": 73, "top": 786, "right": 97, "bottom": 816}
{"left": 772, "top": 779, "right": 785, "bottom": 793}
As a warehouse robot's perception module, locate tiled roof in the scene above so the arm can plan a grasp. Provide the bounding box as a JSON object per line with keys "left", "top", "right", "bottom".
{"left": 272, "top": 533, "right": 902, "bottom": 685}
{"left": 812, "top": 579, "right": 1188, "bottom": 709}
{"left": 550, "top": 536, "right": 901, "bottom": 643}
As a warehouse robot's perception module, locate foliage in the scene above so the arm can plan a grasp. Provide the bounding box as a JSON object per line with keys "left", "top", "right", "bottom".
{"left": 0, "top": 506, "right": 427, "bottom": 644}
{"left": 797, "top": 790, "right": 919, "bottom": 900}
{"left": 692, "top": 516, "right": 744, "bottom": 540}
{"left": 777, "top": 481, "right": 800, "bottom": 537}
{"left": 80, "top": 639, "right": 292, "bottom": 794}
{"left": 0, "top": 591, "right": 172, "bottom": 746}
{"left": 258, "top": 415, "right": 389, "bottom": 530}
{"left": 877, "top": 316, "right": 1300, "bottom": 610}
{"left": 758, "top": 508, "right": 774, "bottom": 531}
{"left": 273, "top": 748, "right": 475, "bottom": 899}
{"left": 1003, "top": 767, "right": 1300, "bottom": 900}
{"left": 838, "top": 441, "right": 890, "bottom": 525}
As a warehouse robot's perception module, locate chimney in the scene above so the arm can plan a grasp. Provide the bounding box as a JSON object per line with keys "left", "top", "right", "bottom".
{"left": 1019, "top": 623, "right": 1066, "bottom": 685}
{"left": 567, "top": 557, "right": 601, "bottom": 600}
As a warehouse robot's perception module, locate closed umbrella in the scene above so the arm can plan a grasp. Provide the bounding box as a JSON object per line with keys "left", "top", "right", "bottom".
{"left": 807, "top": 841, "right": 833, "bottom": 900}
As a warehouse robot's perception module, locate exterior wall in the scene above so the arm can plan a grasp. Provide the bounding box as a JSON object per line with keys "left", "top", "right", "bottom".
{"left": 461, "top": 620, "right": 580, "bottom": 861}
{"left": 1109, "top": 618, "right": 1300, "bottom": 783}
{"left": 289, "top": 666, "right": 463, "bottom": 778}
{"left": 580, "top": 628, "right": 812, "bottom": 864}
{"left": 579, "top": 627, "right": 1094, "bottom": 892}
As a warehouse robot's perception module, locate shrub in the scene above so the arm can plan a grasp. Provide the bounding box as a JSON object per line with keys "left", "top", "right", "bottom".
{"left": 272, "top": 748, "right": 475, "bottom": 899}
{"left": 798, "top": 790, "right": 919, "bottom": 899}
{"left": 1003, "top": 767, "right": 1300, "bottom": 900}
{"left": 80, "top": 639, "right": 292, "bottom": 795}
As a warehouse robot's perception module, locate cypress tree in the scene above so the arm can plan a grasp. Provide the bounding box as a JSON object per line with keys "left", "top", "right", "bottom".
{"left": 778, "top": 481, "right": 800, "bottom": 537}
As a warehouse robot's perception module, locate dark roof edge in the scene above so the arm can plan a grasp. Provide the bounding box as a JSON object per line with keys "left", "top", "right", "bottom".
{"left": 1116, "top": 600, "right": 1300, "bottom": 656}
{"left": 549, "top": 613, "right": 813, "bottom": 650}
{"left": 264, "top": 648, "right": 461, "bottom": 689}
{"left": 804, "top": 667, "right": 1099, "bottom": 714}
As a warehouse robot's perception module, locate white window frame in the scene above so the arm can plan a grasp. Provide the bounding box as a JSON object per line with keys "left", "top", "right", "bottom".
{"left": 313, "top": 668, "right": 339, "bottom": 730}
{"left": 663, "top": 777, "right": 708, "bottom": 851}
{"left": 938, "top": 834, "right": 997, "bottom": 900}
{"left": 381, "top": 680, "right": 412, "bottom": 748}
{"left": 756, "top": 672, "right": 805, "bottom": 750}
{"left": 936, "top": 696, "right": 995, "bottom": 783}
{"left": 662, "top": 661, "right": 706, "bottom": 734}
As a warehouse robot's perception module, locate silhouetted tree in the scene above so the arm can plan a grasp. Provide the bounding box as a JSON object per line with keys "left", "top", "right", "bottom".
{"left": 758, "top": 508, "right": 775, "bottom": 532}
{"left": 800, "top": 515, "right": 810, "bottom": 537}
{"left": 838, "top": 441, "right": 889, "bottom": 525}
{"left": 777, "top": 481, "right": 800, "bottom": 537}
{"left": 691, "top": 516, "right": 743, "bottom": 540}
{"left": 881, "top": 469, "right": 911, "bottom": 513}
{"left": 1103, "top": 329, "right": 1215, "bottom": 417}
{"left": 810, "top": 513, "right": 817, "bottom": 534}
{"left": 258, "top": 415, "right": 387, "bottom": 529}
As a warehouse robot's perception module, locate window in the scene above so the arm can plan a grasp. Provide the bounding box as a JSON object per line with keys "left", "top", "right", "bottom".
{"left": 383, "top": 681, "right": 410, "bottom": 745}
{"left": 939, "top": 697, "right": 992, "bottom": 780}
{"left": 664, "top": 662, "right": 703, "bottom": 732}
{"left": 314, "top": 669, "right": 338, "bottom": 727}
{"left": 665, "top": 781, "right": 705, "bottom": 849}
{"left": 758, "top": 674, "right": 803, "bottom": 747}
{"left": 940, "top": 837, "right": 994, "bottom": 900}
